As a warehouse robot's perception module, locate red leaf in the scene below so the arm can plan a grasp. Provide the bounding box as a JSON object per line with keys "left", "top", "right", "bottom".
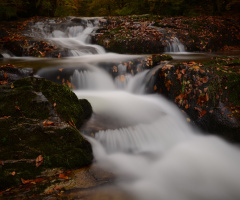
{"left": 21, "top": 178, "right": 31, "bottom": 184}
{"left": 15, "top": 106, "right": 20, "bottom": 110}
{"left": 200, "top": 110, "right": 207, "bottom": 118}
{"left": 59, "top": 173, "right": 68, "bottom": 179}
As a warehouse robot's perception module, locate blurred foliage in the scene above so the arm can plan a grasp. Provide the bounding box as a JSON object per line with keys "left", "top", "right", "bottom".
{"left": 0, "top": 0, "right": 239, "bottom": 20}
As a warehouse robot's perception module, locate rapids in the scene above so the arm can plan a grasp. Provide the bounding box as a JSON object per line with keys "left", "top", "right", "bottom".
{"left": 3, "top": 17, "right": 240, "bottom": 200}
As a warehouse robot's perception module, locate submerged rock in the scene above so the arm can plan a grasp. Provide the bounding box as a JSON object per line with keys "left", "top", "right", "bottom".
{"left": 0, "top": 76, "right": 93, "bottom": 190}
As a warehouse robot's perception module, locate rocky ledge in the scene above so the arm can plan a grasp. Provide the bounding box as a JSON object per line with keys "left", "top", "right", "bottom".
{"left": 0, "top": 66, "right": 93, "bottom": 191}
{"left": 145, "top": 56, "right": 240, "bottom": 142}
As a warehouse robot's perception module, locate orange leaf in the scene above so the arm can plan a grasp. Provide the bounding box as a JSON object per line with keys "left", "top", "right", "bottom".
{"left": 15, "top": 106, "right": 20, "bottom": 110}
{"left": 21, "top": 178, "right": 31, "bottom": 184}
{"left": 177, "top": 73, "right": 182, "bottom": 79}
{"left": 43, "top": 120, "right": 54, "bottom": 127}
{"left": 4, "top": 72, "right": 8, "bottom": 79}
{"left": 32, "top": 178, "right": 44, "bottom": 183}
{"left": 59, "top": 173, "right": 68, "bottom": 179}
{"left": 200, "top": 110, "right": 207, "bottom": 118}
{"left": 36, "top": 155, "right": 43, "bottom": 167}
{"left": 68, "top": 120, "right": 75, "bottom": 127}
{"left": 12, "top": 171, "right": 16, "bottom": 176}
{"left": 0, "top": 116, "right": 10, "bottom": 120}
{"left": 206, "top": 93, "right": 209, "bottom": 101}
{"left": 202, "top": 76, "right": 208, "bottom": 83}
{"left": 154, "top": 85, "right": 157, "bottom": 91}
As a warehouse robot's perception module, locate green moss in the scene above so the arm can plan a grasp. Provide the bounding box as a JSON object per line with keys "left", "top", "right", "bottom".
{"left": 0, "top": 77, "right": 93, "bottom": 191}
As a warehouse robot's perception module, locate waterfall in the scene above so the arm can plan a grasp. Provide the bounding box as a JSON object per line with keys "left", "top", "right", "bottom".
{"left": 1, "top": 53, "right": 11, "bottom": 58}
{"left": 31, "top": 18, "right": 240, "bottom": 200}
{"left": 28, "top": 18, "right": 105, "bottom": 56}
{"left": 71, "top": 68, "right": 116, "bottom": 90}
{"left": 165, "top": 37, "right": 186, "bottom": 52}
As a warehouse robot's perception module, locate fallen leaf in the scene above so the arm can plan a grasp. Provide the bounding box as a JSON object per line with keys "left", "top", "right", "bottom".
{"left": 12, "top": 171, "right": 16, "bottom": 176}
{"left": 154, "top": 85, "right": 157, "bottom": 91}
{"left": 36, "top": 155, "right": 43, "bottom": 167}
{"left": 200, "top": 110, "right": 207, "bottom": 118}
{"left": 202, "top": 76, "right": 208, "bottom": 83}
{"left": 11, "top": 83, "right": 14, "bottom": 88}
{"left": 4, "top": 72, "right": 8, "bottom": 79}
{"left": 43, "top": 120, "right": 54, "bottom": 127}
{"left": 21, "top": 178, "right": 31, "bottom": 184}
{"left": 177, "top": 73, "right": 182, "bottom": 79}
{"left": 0, "top": 116, "right": 10, "bottom": 120}
{"left": 206, "top": 93, "right": 209, "bottom": 101}
{"left": 32, "top": 178, "right": 44, "bottom": 183}
{"left": 15, "top": 106, "right": 20, "bottom": 110}
{"left": 59, "top": 173, "right": 68, "bottom": 180}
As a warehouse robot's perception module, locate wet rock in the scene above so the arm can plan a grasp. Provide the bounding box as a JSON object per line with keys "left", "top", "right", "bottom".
{"left": 0, "top": 76, "right": 93, "bottom": 190}
{"left": 146, "top": 57, "right": 240, "bottom": 142}
{"left": 0, "top": 64, "right": 33, "bottom": 82}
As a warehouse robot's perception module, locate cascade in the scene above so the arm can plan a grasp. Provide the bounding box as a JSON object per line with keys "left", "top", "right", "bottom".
{"left": 165, "top": 37, "right": 186, "bottom": 52}
{"left": 30, "top": 18, "right": 240, "bottom": 200}
{"left": 28, "top": 18, "right": 105, "bottom": 56}
{"left": 1, "top": 53, "right": 11, "bottom": 58}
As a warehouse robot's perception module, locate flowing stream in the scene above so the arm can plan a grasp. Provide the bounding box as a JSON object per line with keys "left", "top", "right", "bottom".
{"left": 2, "top": 18, "right": 240, "bottom": 200}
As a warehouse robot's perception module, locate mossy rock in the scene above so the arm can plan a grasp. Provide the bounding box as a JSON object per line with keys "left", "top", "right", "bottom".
{"left": 146, "top": 56, "right": 240, "bottom": 142}
{"left": 0, "top": 77, "right": 93, "bottom": 190}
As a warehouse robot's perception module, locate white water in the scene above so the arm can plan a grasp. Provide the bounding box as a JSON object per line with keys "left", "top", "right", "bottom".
{"left": 33, "top": 18, "right": 240, "bottom": 200}
{"left": 165, "top": 37, "right": 186, "bottom": 52}
{"left": 75, "top": 73, "right": 240, "bottom": 200}
{"left": 1, "top": 53, "right": 11, "bottom": 58}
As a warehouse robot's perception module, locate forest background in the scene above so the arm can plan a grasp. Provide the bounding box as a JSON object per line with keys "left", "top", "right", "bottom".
{"left": 0, "top": 0, "right": 239, "bottom": 20}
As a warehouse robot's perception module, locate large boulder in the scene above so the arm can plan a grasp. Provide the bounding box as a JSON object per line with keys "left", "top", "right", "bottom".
{"left": 0, "top": 76, "right": 93, "bottom": 190}
{"left": 146, "top": 57, "right": 240, "bottom": 142}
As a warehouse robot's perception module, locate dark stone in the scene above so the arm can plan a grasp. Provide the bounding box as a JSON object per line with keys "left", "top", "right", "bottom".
{"left": 145, "top": 58, "right": 240, "bottom": 142}
{"left": 0, "top": 76, "right": 93, "bottom": 190}
{"left": 0, "top": 65, "right": 33, "bottom": 82}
